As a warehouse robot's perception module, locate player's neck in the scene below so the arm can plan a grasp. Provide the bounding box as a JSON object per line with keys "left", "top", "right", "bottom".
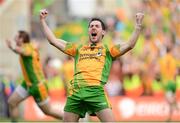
{"left": 89, "top": 40, "right": 101, "bottom": 46}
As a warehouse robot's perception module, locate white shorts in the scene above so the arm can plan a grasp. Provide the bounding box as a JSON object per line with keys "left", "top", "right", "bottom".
{"left": 15, "top": 85, "right": 50, "bottom": 106}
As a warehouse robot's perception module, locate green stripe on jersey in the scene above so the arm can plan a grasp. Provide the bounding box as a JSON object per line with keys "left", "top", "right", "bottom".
{"left": 22, "top": 56, "right": 39, "bottom": 84}
{"left": 100, "top": 44, "right": 113, "bottom": 85}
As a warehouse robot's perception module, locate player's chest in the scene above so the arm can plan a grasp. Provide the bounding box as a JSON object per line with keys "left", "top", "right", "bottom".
{"left": 78, "top": 46, "right": 106, "bottom": 62}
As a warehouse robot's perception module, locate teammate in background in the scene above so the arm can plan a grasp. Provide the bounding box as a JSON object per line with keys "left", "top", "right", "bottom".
{"left": 6, "top": 30, "right": 62, "bottom": 121}
{"left": 61, "top": 56, "right": 74, "bottom": 95}
{"left": 159, "top": 46, "right": 178, "bottom": 121}
{"left": 40, "top": 9, "right": 144, "bottom": 122}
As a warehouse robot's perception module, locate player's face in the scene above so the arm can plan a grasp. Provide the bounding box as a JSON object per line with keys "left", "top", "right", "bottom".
{"left": 88, "top": 21, "right": 105, "bottom": 43}
{"left": 15, "top": 33, "right": 23, "bottom": 46}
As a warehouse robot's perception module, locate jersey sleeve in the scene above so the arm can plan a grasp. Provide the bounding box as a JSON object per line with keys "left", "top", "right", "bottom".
{"left": 108, "top": 42, "right": 121, "bottom": 58}
{"left": 63, "top": 42, "right": 77, "bottom": 57}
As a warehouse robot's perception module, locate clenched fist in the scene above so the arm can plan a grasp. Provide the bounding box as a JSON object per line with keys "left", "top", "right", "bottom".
{"left": 40, "top": 9, "right": 48, "bottom": 20}
{"left": 135, "top": 13, "right": 144, "bottom": 25}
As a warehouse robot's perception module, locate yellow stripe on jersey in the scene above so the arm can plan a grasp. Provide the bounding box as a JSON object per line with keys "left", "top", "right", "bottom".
{"left": 32, "top": 49, "right": 44, "bottom": 82}
{"left": 39, "top": 83, "right": 48, "bottom": 101}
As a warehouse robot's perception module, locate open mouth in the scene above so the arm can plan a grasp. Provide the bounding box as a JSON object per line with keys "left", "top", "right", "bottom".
{"left": 91, "top": 33, "right": 97, "bottom": 37}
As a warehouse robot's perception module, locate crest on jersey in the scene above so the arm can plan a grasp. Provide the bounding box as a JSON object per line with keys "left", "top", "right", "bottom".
{"left": 97, "top": 48, "right": 102, "bottom": 56}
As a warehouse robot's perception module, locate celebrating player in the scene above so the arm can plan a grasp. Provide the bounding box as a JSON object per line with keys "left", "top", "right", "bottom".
{"left": 40, "top": 9, "right": 144, "bottom": 122}
{"left": 6, "top": 30, "right": 63, "bottom": 121}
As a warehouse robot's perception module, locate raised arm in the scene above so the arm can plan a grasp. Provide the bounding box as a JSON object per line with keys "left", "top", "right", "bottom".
{"left": 39, "top": 9, "right": 67, "bottom": 52}
{"left": 6, "top": 39, "right": 26, "bottom": 55}
{"left": 119, "top": 13, "right": 144, "bottom": 55}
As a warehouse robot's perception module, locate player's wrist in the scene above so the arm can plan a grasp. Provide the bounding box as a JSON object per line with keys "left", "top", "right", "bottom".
{"left": 40, "top": 18, "right": 46, "bottom": 22}
{"left": 40, "top": 18, "right": 44, "bottom": 21}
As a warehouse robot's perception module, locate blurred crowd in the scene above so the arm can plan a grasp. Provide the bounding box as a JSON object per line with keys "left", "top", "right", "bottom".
{"left": 0, "top": 0, "right": 180, "bottom": 119}
{"left": 104, "top": 0, "right": 180, "bottom": 97}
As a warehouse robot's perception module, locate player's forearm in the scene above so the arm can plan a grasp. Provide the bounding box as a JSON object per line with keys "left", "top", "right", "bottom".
{"left": 118, "top": 13, "right": 144, "bottom": 56}
{"left": 10, "top": 45, "right": 23, "bottom": 55}
{"left": 118, "top": 26, "right": 142, "bottom": 56}
{"left": 40, "top": 19, "right": 58, "bottom": 44}
{"left": 40, "top": 19, "right": 67, "bottom": 51}
{"left": 127, "top": 26, "right": 142, "bottom": 49}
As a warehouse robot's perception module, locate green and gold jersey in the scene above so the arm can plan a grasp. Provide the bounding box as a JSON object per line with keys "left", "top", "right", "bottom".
{"left": 19, "top": 43, "right": 45, "bottom": 86}
{"left": 64, "top": 41, "right": 121, "bottom": 88}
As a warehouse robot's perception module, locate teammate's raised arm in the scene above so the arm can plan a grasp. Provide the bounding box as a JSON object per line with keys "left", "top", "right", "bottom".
{"left": 119, "top": 13, "right": 144, "bottom": 56}
{"left": 39, "top": 9, "right": 67, "bottom": 52}
{"left": 6, "top": 39, "right": 27, "bottom": 56}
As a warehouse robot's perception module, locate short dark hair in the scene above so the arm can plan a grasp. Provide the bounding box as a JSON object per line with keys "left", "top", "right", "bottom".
{"left": 88, "top": 18, "right": 106, "bottom": 31}
{"left": 18, "top": 30, "right": 30, "bottom": 43}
